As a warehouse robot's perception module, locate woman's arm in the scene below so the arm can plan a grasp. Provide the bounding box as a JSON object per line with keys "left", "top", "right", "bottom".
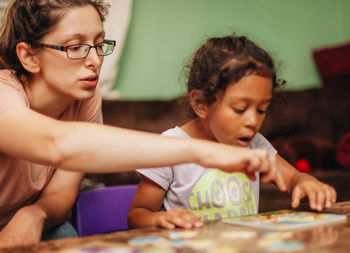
{"left": 128, "top": 177, "right": 202, "bottom": 229}
{"left": 0, "top": 169, "right": 83, "bottom": 247}
{"left": 0, "top": 107, "right": 285, "bottom": 186}
{"left": 276, "top": 155, "right": 336, "bottom": 211}
{"left": 33, "top": 170, "right": 84, "bottom": 229}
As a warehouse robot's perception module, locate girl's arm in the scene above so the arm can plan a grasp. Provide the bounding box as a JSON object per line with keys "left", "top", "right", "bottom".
{"left": 128, "top": 177, "right": 202, "bottom": 229}
{"left": 276, "top": 155, "right": 336, "bottom": 211}
{"left": 0, "top": 169, "right": 83, "bottom": 247}
{"left": 0, "top": 107, "right": 285, "bottom": 183}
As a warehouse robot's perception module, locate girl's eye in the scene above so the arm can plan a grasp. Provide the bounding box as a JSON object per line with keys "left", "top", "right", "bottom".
{"left": 257, "top": 109, "right": 267, "bottom": 115}
{"left": 234, "top": 108, "right": 245, "bottom": 114}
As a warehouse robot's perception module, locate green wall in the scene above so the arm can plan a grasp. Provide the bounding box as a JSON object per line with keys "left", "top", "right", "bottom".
{"left": 114, "top": 0, "right": 350, "bottom": 100}
{"left": 342, "top": 0, "right": 350, "bottom": 40}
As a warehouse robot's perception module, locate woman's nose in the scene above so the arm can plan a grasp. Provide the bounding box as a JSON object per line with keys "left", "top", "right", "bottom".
{"left": 85, "top": 47, "right": 102, "bottom": 68}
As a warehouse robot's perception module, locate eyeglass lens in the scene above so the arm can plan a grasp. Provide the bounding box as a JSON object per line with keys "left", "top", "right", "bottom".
{"left": 67, "top": 42, "right": 114, "bottom": 59}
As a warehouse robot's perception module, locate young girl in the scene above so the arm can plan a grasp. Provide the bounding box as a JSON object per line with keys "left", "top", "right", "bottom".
{"left": 128, "top": 35, "right": 337, "bottom": 229}
{"left": 0, "top": 1, "right": 282, "bottom": 248}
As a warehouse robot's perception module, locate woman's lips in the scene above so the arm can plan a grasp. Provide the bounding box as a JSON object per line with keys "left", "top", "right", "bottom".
{"left": 80, "top": 76, "right": 98, "bottom": 88}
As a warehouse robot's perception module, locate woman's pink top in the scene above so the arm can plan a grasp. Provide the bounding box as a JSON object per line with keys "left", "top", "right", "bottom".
{"left": 0, "top": 70, "right": 103, "bottom": 229}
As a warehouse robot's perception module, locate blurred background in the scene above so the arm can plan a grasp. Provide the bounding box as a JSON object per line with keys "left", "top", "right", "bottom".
{"left": 112, "top": 0, "right": 350, "bottom": 100}
{"left": 1, "top": 0, "right": 349, "bottom": 100}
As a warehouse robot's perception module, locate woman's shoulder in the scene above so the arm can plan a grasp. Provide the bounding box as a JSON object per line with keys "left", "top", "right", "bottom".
{"left": 0, "top": 69, "right": 23, "bottom": 90}
{"left": 0, "top": 70, "right": 28, "bottom": 112}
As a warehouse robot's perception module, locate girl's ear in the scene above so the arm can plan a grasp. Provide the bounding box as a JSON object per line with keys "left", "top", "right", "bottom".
{"left": 189, "top": 90, "right": 209, "bottom": 118}
{"left": 16, "top": 42, "right": 40, "bottom": 74}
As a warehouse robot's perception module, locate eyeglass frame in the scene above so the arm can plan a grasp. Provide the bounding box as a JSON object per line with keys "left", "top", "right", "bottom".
{"left": 38, "top": 39, "right": 116, "bottom": 60}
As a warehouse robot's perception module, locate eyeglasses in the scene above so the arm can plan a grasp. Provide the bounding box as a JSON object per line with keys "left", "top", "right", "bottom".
{"left": 39, "top": 39, "right": 116, "bottom": 60}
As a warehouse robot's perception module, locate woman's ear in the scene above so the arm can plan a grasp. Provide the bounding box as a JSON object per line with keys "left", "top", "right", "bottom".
{"left": 189, "top": 90, "right": 209, "bottom": 118}
{"left": 16, "top": 42, "right": 40, "bottom": 74}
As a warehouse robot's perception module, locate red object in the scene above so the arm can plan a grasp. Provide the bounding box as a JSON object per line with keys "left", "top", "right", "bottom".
{"left": 337, "top": 132, "right": 350, "bottom": 169}
{"left": 313, "top": 42, "right": 350, "bottom": 80}
{"left": 295, "top": 158, "right": 311, "bottom": 172}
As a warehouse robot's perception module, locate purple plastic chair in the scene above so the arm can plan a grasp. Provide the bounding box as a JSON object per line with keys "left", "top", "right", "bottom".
{"left": 72, "top": 184, "right": 138, "bottom": 236}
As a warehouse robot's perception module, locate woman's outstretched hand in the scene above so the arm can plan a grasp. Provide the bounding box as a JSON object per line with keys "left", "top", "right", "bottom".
{"left": 196, "top": 142, "right": 286, "bottom": 192}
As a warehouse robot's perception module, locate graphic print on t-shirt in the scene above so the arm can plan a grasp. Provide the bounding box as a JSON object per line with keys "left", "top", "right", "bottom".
{"left": 187, "top": 170, "right": 257, "bottom": 220}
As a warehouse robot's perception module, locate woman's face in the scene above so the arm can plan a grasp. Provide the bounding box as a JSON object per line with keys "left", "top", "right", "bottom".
{"left": 36, "top": 4, "right": 105, "bottom": 101}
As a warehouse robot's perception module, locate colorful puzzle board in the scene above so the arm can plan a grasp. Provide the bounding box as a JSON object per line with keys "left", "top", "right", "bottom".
{"left": 222, "top": 210, "right": 347, "bottom": 231}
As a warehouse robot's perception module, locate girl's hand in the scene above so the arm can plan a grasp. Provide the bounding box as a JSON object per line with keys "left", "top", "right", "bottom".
{"left": 290, "top": 173, "right": 337, "bottom": 211}
{"left": 0, "top": 206, "right": 45, "bottom": 248}
{"left": 155, "top": 208, "right": 203, "bottom": 229}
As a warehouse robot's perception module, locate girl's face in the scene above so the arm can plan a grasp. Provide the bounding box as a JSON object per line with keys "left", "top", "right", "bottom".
{"left": 205, "top": 75, "right": 273, "bottom": 147}
{"left": 35, "top": 4, "right": 105, "bottom": 101}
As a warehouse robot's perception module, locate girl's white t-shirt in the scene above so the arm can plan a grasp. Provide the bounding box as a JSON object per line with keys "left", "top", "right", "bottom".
{"left": 137, "top": 126, "right": 277, "bottom": 221}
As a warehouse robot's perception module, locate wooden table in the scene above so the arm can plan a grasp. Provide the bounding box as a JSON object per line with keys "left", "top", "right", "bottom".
{"left": 3, "top": 202, "right": 350, "bottom": 253}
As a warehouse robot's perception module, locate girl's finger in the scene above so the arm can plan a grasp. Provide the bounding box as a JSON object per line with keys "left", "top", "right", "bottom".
{"left": 159, "top": 218, "right": 175, "bottom": 229}
{"left": 306, "top": 190, "right": 317, "bottom": 210}
{"left": 315, "top": 188, "right": 326, "bottom": 211}
{"left": 331, "top": 186, "right": 337, "bottom": 204}
{"left": 291, "top": 186, "right": 303, "bottom": 208}
{"left": 178, "top": 211, "right": 201, "bottom": 223}
{"left": 325, "top": 185, "right": 336, "bottom": 208}
{"left": 170, "top": 216, "right": 193, "bottom": 229}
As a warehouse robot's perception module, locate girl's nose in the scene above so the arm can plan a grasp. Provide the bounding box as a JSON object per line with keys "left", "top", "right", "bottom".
{"left": 244, "top": 111, "right": 258, "bottom": 128}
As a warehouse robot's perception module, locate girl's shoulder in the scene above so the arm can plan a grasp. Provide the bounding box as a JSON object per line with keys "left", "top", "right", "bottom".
{"left": 250, "top": 133, "right": 277, "bottom": 155}
{"left": 161, "top": 126, "right": 191, "bottom": 138}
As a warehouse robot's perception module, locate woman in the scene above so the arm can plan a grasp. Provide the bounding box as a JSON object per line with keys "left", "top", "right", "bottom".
{"left": 0, "top": 0, "right": 283, "bottom": 247}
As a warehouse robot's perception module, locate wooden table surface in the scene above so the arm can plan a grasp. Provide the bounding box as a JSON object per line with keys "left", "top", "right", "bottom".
{"left": 3, "top": 201, "right": 350, "bottom": 253}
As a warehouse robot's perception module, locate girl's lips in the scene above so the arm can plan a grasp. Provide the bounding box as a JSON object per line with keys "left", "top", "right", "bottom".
{"left": 237, "top": 137, "right": 252, "bottom": 147}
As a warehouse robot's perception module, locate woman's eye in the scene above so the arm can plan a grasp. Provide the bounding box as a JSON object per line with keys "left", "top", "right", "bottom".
{"left": 69, "top": 45, "right": 82, "bottom": 51}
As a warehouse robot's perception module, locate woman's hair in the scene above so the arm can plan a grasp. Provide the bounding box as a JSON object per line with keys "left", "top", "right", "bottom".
{"left": 0, "top": 0, "right": 109, "bottom": 80}
{"left": 185, "top": 35, "right": 285, "bottom": 105}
